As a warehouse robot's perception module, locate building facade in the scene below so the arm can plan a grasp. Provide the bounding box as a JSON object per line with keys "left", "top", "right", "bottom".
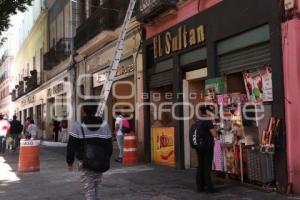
{"left": 140, "top": 0, "right": 288, "bottom": 192}
{"left": 11, "top": 0, "right": 48, "bottom": 132}
{"left": 73, "top": 0, "right": 145, "bottom": 157}
{"left": 11, "top": 0, "right": 76, "bottom": 141}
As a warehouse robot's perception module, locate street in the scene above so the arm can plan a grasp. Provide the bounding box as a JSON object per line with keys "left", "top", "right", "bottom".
{"left": 0, "top": 146, "right": 295, "bottom": 200}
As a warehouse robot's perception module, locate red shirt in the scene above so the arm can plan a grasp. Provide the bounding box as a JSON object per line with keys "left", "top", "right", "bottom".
{"left": 0, "top": 119, "right": 10, "bottom": 136}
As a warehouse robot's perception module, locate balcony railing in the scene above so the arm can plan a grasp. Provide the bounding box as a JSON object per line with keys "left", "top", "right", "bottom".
{"left": 25, "top": 70, "right": 38, "bottom": 93}
{"left": 17, "top": 81, "right": 25, "bottom": 97}
{"left": 137, "top": 0, "right": 178, "bottom": 22}
{"left": 56, "top": 38, "right": 72, "bottom": 60}
{"left": 43, "top": 38, "right": 72, "bottom": 71}
{"left": 74, "top": 0, "right": 130, "bottom": 49}
{"left": 43, "top": 47, "right": 58, "bottom": 70}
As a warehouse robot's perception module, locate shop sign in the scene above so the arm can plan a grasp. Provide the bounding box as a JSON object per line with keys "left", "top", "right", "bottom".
{"left": 116, "top": 64, "right": 134, "bottom": 77}
{"left": 153, "top": 25, "right": 205, "bottom": 59}
{"left": 47, "top": 82, "right": 65, "bottom": 98}
{"left": 151, "top": 127, "right": 175, "bottom": 166}
{"left": 21, "top": 95, "right": 35, "bottom": 106}
{"left": 93, "top": 61, "right": 134, "bottom": 87}
{"left": 243, "top": 66, "right": 273, "bottom": 102}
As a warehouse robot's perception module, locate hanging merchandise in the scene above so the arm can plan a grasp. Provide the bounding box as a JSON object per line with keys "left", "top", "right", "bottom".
{"left": 205, "top": 77, "right": 226, "bottom": 102}
{"left": 243, "top": 66, "right": 273, "bottom": 103}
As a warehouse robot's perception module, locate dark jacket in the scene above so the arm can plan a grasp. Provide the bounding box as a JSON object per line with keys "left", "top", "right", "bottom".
{"left": 66, "top": 117, "right": 113, "bottom": 165}
{"left": 9, "top": 119, "right": 23, "bottom": 135}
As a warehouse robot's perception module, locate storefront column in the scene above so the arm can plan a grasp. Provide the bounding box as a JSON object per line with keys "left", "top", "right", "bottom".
{"left": 143, "top": 50, "right": 151, "bottom": 163}
{"left": 173, "top": 55, "right": 184, "bottom": 169}
{"left": 269, "top": 4, "right": 288, "bottom": 190}
{"left": 207, "top": 40, "right": 217, "bottom": 77}
{"left": 282, "top": 19, "right": 300, "bottom": 194}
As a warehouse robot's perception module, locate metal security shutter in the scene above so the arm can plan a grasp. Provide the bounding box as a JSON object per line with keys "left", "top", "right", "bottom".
{"left": 149, "top": 59, "right": 173, "bottom": 88}
{"left": 218, "top": 42, "right": 271, "bottom": 74}
{"left": 149, "top": 70, "right": 173, "bottom": 88}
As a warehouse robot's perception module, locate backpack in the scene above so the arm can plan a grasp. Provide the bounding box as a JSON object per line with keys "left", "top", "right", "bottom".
{"left": 189, "top": 120, "right": 207, "bottom": 149}
{"left": 121, "top": 118, "right": 131, "bottom": 134}
{"left": 80, "top": 126, "right": 110, "bottom": 172}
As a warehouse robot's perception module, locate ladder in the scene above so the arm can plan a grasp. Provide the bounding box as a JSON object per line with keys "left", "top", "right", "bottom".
{"left": 96, "top": 0, "right": 137, "bottom": 117}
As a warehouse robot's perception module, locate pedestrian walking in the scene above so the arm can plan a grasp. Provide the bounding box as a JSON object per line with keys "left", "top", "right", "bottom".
{"left": 66, "top": 99, "right": 112, "bottom": 200}
{"left": 61, "top": 118, "right": 68, "bottom": 143}
{"left": 189, "top": 106, "right": 217, "bottom": 193}
{"left": 53, "top": 119, "right": 61, "bottom": 142}
{"left": 9, "top": 115, "right": 23, "bottom": 150}
{"left": 0, "top": 114, "right": 11, "bottom": 155}
{"left": 114, "top": 112, "right": 124, "bottom": 162}
{"left": 27, "top": 120, "right": 38, "bottom": 140}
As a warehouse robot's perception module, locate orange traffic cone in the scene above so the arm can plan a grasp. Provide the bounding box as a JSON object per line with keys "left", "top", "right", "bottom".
{"left": 18, "top": 139, "right": 40, "bottom": 173}
{"left": 123, "top": 132, "right": 138, "bottom": 165}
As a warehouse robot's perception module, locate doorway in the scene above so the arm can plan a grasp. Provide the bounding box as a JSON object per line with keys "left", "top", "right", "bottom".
{"left": 183, "top": 77, "right": 205, "bottom": 168}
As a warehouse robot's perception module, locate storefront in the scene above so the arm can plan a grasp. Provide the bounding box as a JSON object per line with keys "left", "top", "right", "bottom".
{"left": 143, "top": 0, "right": 286, "bottom": 189}
{"left": 92, "top": 56, "right": 136, "bottom": 129}
{"left": 14, "top": 71, "right": 73, "bottom": 141}
{"left": 14, "top": 90, "right": 47, "bottom": 139}
{"left": 74, "top": 18, "right": 144, "bottom": 156}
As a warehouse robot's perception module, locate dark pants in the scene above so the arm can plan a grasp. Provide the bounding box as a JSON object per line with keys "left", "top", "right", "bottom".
{"left": 12, "top": 135, "right": 20, "bottom": 150}
{"left": 196, "top": 147, "right": 214, "bottom": 192}
{"left": 0, "top": 136, "right": 6, "bottom": 154}
{"left": 54, "top": 131, "right": 59, "bottom": 142}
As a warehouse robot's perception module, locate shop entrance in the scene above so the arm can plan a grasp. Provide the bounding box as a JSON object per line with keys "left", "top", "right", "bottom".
{"left": 183, "top": 78, "right": 205, "bottom": 168}
{"left": 93, "top": 77, "right": 135, "bottom": 133}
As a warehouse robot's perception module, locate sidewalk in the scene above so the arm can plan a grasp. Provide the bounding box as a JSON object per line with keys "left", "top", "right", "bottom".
{"left": 0, "top": 146, "right": 296, "bottom": 200}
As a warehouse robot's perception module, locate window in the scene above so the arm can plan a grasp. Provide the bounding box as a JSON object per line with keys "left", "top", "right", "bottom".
{"left": 27, "top": 63, "right": 30, "bottom": 76}
{"left": 33, "top": 56, "right": 36, "bottom": 70}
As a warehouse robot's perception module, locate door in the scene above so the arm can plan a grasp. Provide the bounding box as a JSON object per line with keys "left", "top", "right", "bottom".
{"left": 183, "top": 78, "right": 205, "bottom": 168}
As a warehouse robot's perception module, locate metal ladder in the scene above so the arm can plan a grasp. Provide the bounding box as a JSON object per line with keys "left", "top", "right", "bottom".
{"left": 96, "top": 0, "right": 137, "bottom": 117}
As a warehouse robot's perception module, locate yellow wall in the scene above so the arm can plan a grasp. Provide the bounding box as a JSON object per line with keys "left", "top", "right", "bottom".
{"left": 13, "top": 12, "right": 48, "bottom": 85}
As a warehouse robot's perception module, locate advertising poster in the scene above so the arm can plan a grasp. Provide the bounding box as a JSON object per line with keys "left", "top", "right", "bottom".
{"left": 151, "top": 127, "right": 175, "bottom": 166}
{"left": 243, "top": 66, "right": 273, "bottom": 102}
{"left": 205, "top": 77, "right": 226, "bottom": 95}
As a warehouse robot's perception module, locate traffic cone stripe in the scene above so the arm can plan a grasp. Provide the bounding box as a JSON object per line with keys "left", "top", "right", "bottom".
{"left": 124, "top": 148, "right": 137, "bottom": 152}
{"left": 124, "top": 136, "right": 136, "bottom": 140}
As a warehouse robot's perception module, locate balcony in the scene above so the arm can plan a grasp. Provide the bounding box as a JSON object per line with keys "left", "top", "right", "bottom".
{"left": 17, "top": 81, "right": 25, "bottom": 97}
{"left": 43, "top": 38, "right": 72, "bottom": 71}
{"left": 74, "top": 0, "right": 130, "bottom": 49}
{"left": 137, "top": 0, "right": 178, "bottom": 23}
{"left": 11, "top": 89, "right": 16, "bottom": 102}
{"left": 43, "top": 47, "right": 58, "bottom": 70}
{"left": 56, "top": 38, "right": 72, "bottom": 60}
{"left": 25, "top": 70, "right": 38, "bottom": 93}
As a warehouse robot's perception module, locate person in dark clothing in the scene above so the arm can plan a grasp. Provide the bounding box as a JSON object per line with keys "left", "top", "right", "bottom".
{"left": 9, "top": 115, "right": 23, "bottom": 150}
{"left": 66, "top": 99, "right": 113, "bottom": 200}
{"left": 195, "top": 106, "right": 217, "bottom": 193}
{"left": 53, "top": 119, "right": 61, "bottom": 142}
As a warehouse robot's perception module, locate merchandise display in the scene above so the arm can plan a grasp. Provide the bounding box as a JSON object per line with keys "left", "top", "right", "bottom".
{"left": 205, "top": 70, "right": 277, "bottom": 185}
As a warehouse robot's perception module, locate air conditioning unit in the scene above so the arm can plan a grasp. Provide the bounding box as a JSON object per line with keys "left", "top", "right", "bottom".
{"left": 285, "top": 0, "right": 296, "bottom": 10}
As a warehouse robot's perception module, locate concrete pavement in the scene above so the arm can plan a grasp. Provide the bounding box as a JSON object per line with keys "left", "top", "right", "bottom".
{"left": 0, "top": 146, "right": 297, "bottom": 200}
